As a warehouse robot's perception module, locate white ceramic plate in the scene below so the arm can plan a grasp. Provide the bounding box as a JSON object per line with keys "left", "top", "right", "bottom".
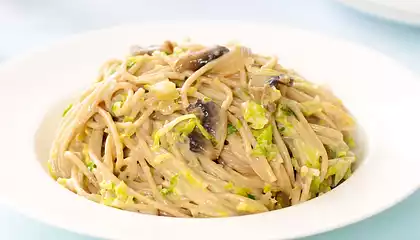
{"left": 338, "top": 0, "right": 420, "bottom": 25}
{"left": 0, "top": 23, "right": 419, "bottom": 240}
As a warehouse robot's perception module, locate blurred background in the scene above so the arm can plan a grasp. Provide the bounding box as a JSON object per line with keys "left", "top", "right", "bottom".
{"left": 0, "top": 0, "right": 419, "bottom": 239}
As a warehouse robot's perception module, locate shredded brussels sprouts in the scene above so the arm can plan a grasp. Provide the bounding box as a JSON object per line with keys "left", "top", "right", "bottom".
{"left": 242, "top": 101, "right": 268, "bottom": 129}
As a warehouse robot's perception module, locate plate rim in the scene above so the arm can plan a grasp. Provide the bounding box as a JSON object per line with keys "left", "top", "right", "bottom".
{"left": 337, "top": 0, "right": 420, "bottom": 26}
{"left": 0, "top": 21, "right": 419, "bottom": 240}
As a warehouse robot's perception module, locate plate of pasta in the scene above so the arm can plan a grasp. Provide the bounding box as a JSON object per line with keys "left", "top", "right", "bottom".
{"left": 0, "top": 22, "right": 418, "bottom": 240}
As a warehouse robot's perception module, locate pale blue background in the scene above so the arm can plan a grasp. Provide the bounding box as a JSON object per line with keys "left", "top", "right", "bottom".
{"left": 0, "top": 0, "right": 419, "bottom": 239}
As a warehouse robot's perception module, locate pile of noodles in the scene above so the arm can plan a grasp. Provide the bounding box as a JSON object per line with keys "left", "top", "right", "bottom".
{"left": 49, "top": 40, "right": 356, "bottom": 217}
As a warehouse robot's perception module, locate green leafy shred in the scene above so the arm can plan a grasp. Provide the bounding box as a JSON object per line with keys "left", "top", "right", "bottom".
{"left": 344, "top": 167, "right": 352, "bottom": 180}
{"left": 99, "top": 180, "right": 135, "bottom": 207}
{"left": 123, "top": 116, "right": 134, "bottom": 122}
{"left": 126, "top": 57, "right": 138, "bottom": 69}
{"left": 62, "top": 103, "right": 73, "bottom": 117}
{"left": 336, "top": 151, "right": 347, "bottom": 158}
{"left": 251, "top": 125, "right": 278, "bottom": 161}
{"left": 149, "top": 80, "right": 179, "bottom": 100}
{"left": 310, "top": 176, "right": 321, "bottom": 193}
{"left": 161, "top": 174, "right": 179, "bottom": 195}
{"left": 242, "top": 101, "right": 268, "bottom": 129}
{"left": 247, "top": 193, "right": 256, "bottom": 200}
{"left": 224, "top": 182, "right": 234, "bottom": 190}
{"left": 237, "top": 119, "right": 243, "bottom": 129}
{"left": 224, "top": 182, "right": 255, "bottom": 199}
{"left": 115, "top": 181, "right": 127, "bottom": 196}
{"left": 112, "top": 101, "right": 123, "bottom": 113}
{"left": 263, "top": 184, "right": 271, "bottom": 194}
{"left": 227, "top": 124, "right": 238, "bottom": 135}
{"left": 194, "top": 120, "right": 214, "bottom": 142}
{"left": 175, "top": 119, "right": 196, "bottom": 137}
{"left": 326, "top": 158, "right": 353, "bottom": 186}
{"left": 153, "top": 114, "right": 198, "bottom": 150}
{"left": 154, "top": 115, "right": 215, "bottom": 150}
{"left": 301, "top": 96, "right": 322, "bottom": 116}
{"left": 275, "top": 104, "right": 295, "bottom": 136}
{"left": 57, "top": 177, "right": 68, "bottom": 186}
{"left": 235, "top": 187, "right": 252, "bottom": 197}
{"left": 345, "top": 135, "right": 356, "bottom": 149}
{"left": 183, "top": 171, "right": 204, "bottom": 188}
{"left": 100, "top": 180, "right": 114, "bottom": 190}
{"left": 186, "top": 87, "right": 197, "bottom": 95}
{"left": 304, "top": 147, "right": 321, "bottom": 169}
{"left": 319, "top": 180, "right": 332, "bottom": 193}
{"left": 87, "top": 162, "right": 96, "bottom": 172}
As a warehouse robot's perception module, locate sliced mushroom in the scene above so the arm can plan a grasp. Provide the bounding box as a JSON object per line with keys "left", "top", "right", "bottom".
{"left": 187, "top": 99, "right": 220, "bottom": 136}
{"left": 186, "top": 99, "right": 227, "bottom": 160}
{"left": 129, "top": 40, "right": 174, "bottom": 56}
{"left": 188, "top": 129, "right": 215, "bottom": 158}
{"left": 267, "top": 74, "right": 294, "bottom": 88}
{"left": 247, "top": 74, "right": 293, "bottom": 104}
{"left": 174, "top": 45, "right": 229, "bottom": 72}
{"left": 248, "top": 74, "right": 293, "bottom": 89}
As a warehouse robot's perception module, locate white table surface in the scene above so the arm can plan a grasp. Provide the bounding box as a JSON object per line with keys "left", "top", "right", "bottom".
{"left": 0, "top": 0, "right": 419, "bottom": 239}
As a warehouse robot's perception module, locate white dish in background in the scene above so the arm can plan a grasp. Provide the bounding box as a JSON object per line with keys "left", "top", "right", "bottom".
{"left": 338, "top": 0, "right": 420, "bottom": 25}
{"left": 0, "top": 23, "right": 419, "bottom": 240}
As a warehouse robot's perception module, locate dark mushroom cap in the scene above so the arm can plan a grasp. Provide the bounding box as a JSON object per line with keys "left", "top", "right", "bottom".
{"left": 174, "top": 45, "right": 229, "bottom": 72}
{"left": 187, "top": 99, "right": 219, "bottom": 136}
{"left": 186, "top": 99, "right": 224, "bottom": 160}
{"left": 267, "top": 74, "right": 294, "bottom": 88}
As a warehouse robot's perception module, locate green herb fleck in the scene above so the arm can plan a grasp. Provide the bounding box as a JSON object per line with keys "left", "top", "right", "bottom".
{"left": 227, "top": 124, "right": 238, "bottom": 135}
{"left": 160, "top": 174, "right": 179, "bottom": 196}
{"left": 175, "top": 119, "right": 196, "bottom": 137}
{"left": 87, "top": 162, "right": 96, "bottom": 172}
{"left": 224, "top": 182, "right": 234, "bottom": 190}
{"left": 247, "top": 193, "right": 256, "bottom": 200}
{"left": 263, "top": 184, "right": 271, "bottom": 194}
{"left": 160, "top": 188, "right": 170, "bottom": 195}
{"left": 251, "top": 125, "right": 278, "bottom": 161}
{"left": 345, "top": 136, "right": 356, "bottom": 149}
{"left": 336, "top": 151, "right": 347, "bottom": 158}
